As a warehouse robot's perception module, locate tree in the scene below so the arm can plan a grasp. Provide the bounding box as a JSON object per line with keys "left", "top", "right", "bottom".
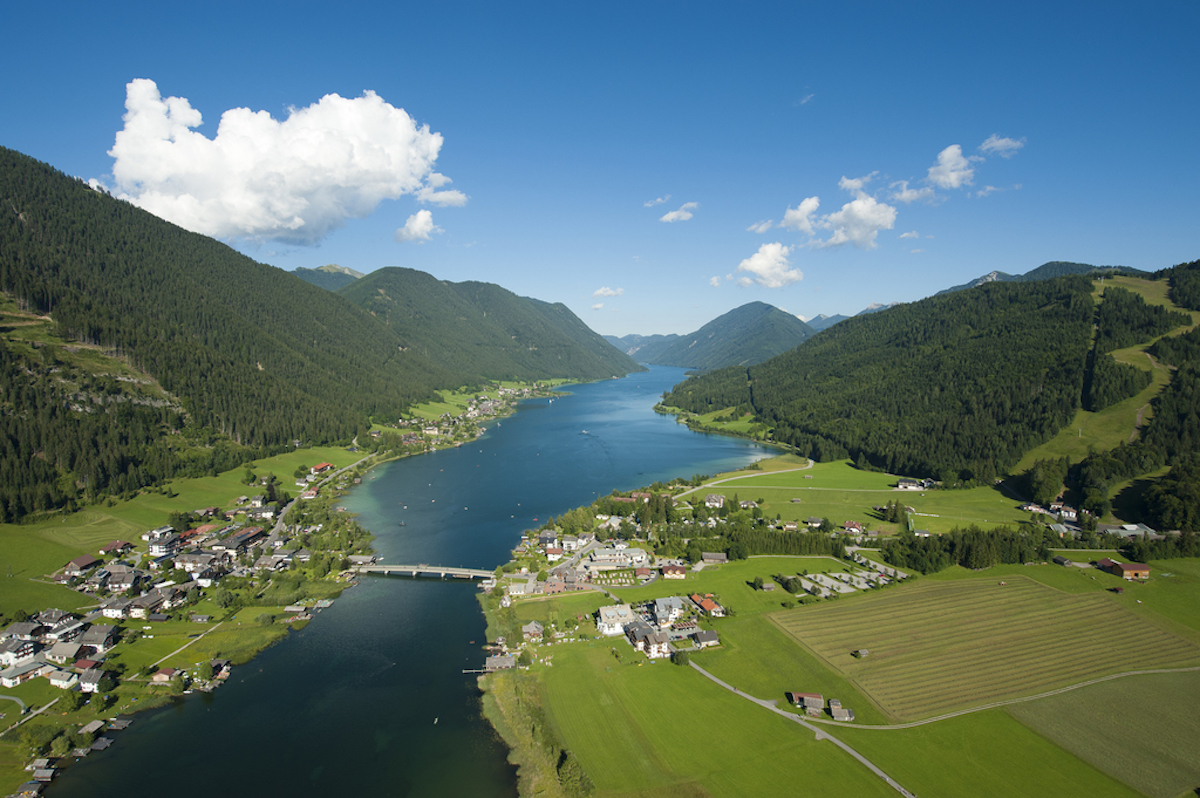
{"left": 197, "top": 661, "right": 214, "bottom": 682}
{"left": 671, "top": 651, "right": 690, "bottom": 666}
{"left": 751, "top": 576, "right": 764, "bottom": 591}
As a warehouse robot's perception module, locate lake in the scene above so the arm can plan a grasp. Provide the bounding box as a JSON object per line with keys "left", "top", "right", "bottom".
{"left": 49, "top": 366, "right": 771, "bottom": 797}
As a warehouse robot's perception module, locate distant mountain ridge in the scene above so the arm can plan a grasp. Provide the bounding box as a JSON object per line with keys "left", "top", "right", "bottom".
{"left": 293, "top": 263, "right": 363, "bottom": 291}
{"left": 936, "top": 261, "right": 1148, "bottom": 295}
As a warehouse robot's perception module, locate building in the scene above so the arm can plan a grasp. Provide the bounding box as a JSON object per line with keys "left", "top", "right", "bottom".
{"left": 1113, "top": 562, "right": 1150, "bottom": 580}
{"left": 662, "top": 564, "right": 687, "bottom": 579}
{"left": 596, "top": 604, "right": 636, "bottom": 636}
{"left": 700, "top": 552, "right": 728, "bottom": 564}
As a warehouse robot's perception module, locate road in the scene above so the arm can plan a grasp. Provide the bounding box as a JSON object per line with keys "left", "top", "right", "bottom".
{"left": 688, "top": 662, "right": 915, "bottom": 797}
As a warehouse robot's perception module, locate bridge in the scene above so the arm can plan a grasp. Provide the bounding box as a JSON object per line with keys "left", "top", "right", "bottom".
{"left": 353, "top": 563, "right": 497, "bottom": 580}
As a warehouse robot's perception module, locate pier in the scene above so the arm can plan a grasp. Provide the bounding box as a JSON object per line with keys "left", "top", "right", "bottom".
{"left": 353, "top": 563, "right": 497, "bottom": 580}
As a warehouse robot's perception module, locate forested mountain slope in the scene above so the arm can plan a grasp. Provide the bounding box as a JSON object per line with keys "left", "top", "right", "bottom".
{"left": 293, "top": 264, "right": 362, "bottom": 291}
{"left": 635, "top": 302, "right": 815, "bottom": 370}
{"left": 604, "top": 333, "right": 680, "bottom": 363}
{"left": 338, "top": 268, "right": 640, "bottom": 381}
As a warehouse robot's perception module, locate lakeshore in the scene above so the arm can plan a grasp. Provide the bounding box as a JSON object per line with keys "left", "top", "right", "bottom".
{"left": 10, "top": 367, "right": 772, "bottom": 796}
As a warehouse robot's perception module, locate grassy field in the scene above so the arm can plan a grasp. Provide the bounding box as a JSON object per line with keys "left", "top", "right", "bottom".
{"left": 1006, "top": 670, "right": 1200, "bottom": 798}
{"left": 771, "top": 577, "right": 1200, "bottom": 721}
{"left": 688, "top": 458, "right": 1030, "bottom": 535}
{"left": 539, "top": 644, "right": 895, "bottom": 798}
{"left": 836, "top": 706, "right": 1142, "bottom": 798}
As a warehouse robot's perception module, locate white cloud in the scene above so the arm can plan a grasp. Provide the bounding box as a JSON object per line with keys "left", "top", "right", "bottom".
{"left": 710, "top": 276, "right": 721, "bottom": 288}
{"left": 911, "top": 249, "right": 924, "bottom": 254}
{"left": 926, "top": 144, "right": 980, "bottom": 189}
{"left": 747, "top": 219, "right": 774, "bottom": 234}
{"left": 797, "top": 94, "right": 815, "bottom": 106}
{"left": 591, "top": 303, "right": 604, "bottom": 310}
{"left": 736, "top": 242, "right": 802, "bottom": 288}
{"left": 644, "top": 194, "right": 671, "bottom": 207}
{"left": 394, "top": 209, "right": 441, "bottom": 243}
{"left": 781, "top": 196, "right": 820, "bottom": 234}
{"left": 660, "top": 201, "right": 698, "bottom": 223}
{"left": 979, "top": 134, "right": 1025, "bottom": 159}
{"left": 416, "top": 173, "right": 468, "bottom": 206}
{"left": 889, "top": 179, "right": 936, "bottom": 204}
{"left": 838, "top": 172, "right": 877, "bottom": 194}
{"left": 816, "top": 195, "right": 897, "bottom": 249}
{"left": 899, "top": 230, "right": 919, "bottom": 239}
{"left": 975, "top": 185, "right": 999, "bottom": 197}
{"left": 593, "top": 286, "right": 624, "bottom": 297}
{"left": 101, "top": 79, "right": 458, "bottom": 245}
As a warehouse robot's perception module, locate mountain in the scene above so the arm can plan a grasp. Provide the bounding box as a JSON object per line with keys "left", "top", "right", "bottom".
{"left": 606, "top": 302, "right": 815, "bottom": 370}
{"left": 664, "top": 277, "right": 1099, "bottom": 481}
{"left": 337, "top": 268, "right": 641, "bottom": 382}
{"left": 604, "top": 333, "right": 681, "bottom": 362}
{"left": 937, "top": 261, "right": 1149, "bottom": 295}
{"left": 293, "top": 264, "right": 363, "bottom": 291}
{"left": 0, "top": 146, "right": 639, "bottom": 519}
{"left": 805, "top": 313, "right": 850, "bottom": 332}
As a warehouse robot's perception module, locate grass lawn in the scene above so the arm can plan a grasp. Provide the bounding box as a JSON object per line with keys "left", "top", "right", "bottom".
{"left": 1005, "top": 670, "right": 1200, "bottom": 798}
{"left": 539, "top": 644, "right": 895, "bottom": 797}
{"left": 771, "top": 577, "right": 1200, "bottom": 721}
{"left": 836, "top": 707, "right": 1141, "bottom": 798}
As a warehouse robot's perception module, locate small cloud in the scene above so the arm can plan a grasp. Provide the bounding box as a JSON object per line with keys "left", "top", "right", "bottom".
{"left": 979, "top": 134, "right": 1025, "bottom": 159}
{"left": 927, "top": 144, "right": 981, "bottom": 190}
{"left": 736, "top": 242, "right": 802, "bottom": 288}
{"left": 591, "top": 303, "right": 604, "bottom": 310}
{"left": 975, "top": 185, "right": 1000, "bottom": 198}
{"left": 660, "top": 201, "right": 698, "bottom": 223}
{"left": 899, "top": 231, "right": 919, "bottom": 239}
{"left": 911, "top": 249, "right": 924, "bottom": 254}
{"left": 890, "top": 180, "right": 936, "bottom": 204}
{"left": 394, "top": 209, "right": 442, "bottom": 243}
{"left": 815, "top": 195, "right": 897, "bottom": 249}
{"left": 747, "top": 219, "right": 774, "bottom": 234}
{"left": 593, "top": 286, "right": 624, "bottom": 298}
{"left": 644, "top": 194, "right": 671, "bottom": 207}
{"left": 781, "top": 197, "right": 820, "bottom": 235}
{"left": 710, "top": 276, "right": 721, "bottom": 288}
{"left": 838, "top": 172, "right": 878, "bottom": 195}
{"left": 416, "top": 173, "right": 468, "bottom": 206}
{"left": 796, "top": 94, "right": 815, "bottom": 106}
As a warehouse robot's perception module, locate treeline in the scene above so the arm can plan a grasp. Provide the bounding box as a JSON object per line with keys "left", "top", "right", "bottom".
{"left": 1093, "top": 286, "right": 1190, "bottom": 353}
{"left": 881, "top": 525, "right": 1054, "bottom": 573}
{"left": 665, "top": 278, "right": 1097, "bottom": 481}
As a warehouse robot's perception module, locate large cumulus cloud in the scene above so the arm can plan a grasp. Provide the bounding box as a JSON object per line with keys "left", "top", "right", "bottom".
{"left": 99, "top": 79, "right": 464, "bottom": 244}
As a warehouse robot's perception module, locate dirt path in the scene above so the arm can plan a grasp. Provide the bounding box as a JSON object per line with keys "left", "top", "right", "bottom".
{"left": 675, "top": 459, "right": 814, "bottom": 500}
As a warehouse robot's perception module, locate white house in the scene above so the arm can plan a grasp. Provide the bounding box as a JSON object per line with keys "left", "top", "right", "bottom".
{"left": 596, "top": 604, "right": 636, "bottom": 636}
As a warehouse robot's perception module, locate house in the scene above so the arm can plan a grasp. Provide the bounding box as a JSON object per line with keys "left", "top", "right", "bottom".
{"left": 521, "top": 621, "right": 544, "bottom": 641}
{"left": 45, "top": 619, "right": 86, "bottom": 643}
{"left": 596, "top": 604, "right": 636, "bottom": 636}
{"left": 694, "top": 629, "right": 720, "bottom": 648}
{"left": 806, "top": 517, "right": 823, "bottom": 528}
{"left": 105, "top": 564, "right": 141, "bottom": 593}
{"left": 48, "top": 669, "right": 78, "bottom": 690}
{"left": 689, "top": 594, "right": 725, "bottom": 617}
{"left": 77, "top": 624, "right": 117, "bottom": 654}
{"left": 739, "top": 500, "right": 758, "bottom": 509}
{"left": 897, "top": 478, "right": 922, "bottom": 490}
{"left": 147, "top": 533, "right": 180, "bottom": 558}
{"left": 831, "top": 707, "right": 856, "bottom": 721}
{"left": 98, "top": 540, "right": 133, "bottom": 556}
{"left": 662, "top": 564, "right": 687, "bottom": 579}
{"left": 485, "top": 655, "right": 516, "bottom": 671}
{"left": 700, "top": 552, "right": 728, "bottom": 565}
{"left": 628, "top": 624, "right": 671, "bottom": 659}
{"left": 45, "top": 642, "right": 82, "bottom": 664}
{"left": 1053, "top": 555, "right": 1074, "bottom": 567}
{"left": 544, "top": 547, "right": 564, "bottom": 562}
{"left": 843, "top": 521, "right": 864, "bottom": 534}
{"left": 561, "top": 535, "right": 580, "bottom": 552}
{"left": 1, "top": 661, "right": 49, "bottom": 688}
{"left": 786, "top": 692, "right": 824, "bottom": 710}
{"left": 544, "top": 576, "right": 566, "bottom": 595}
{"left": 151, "top": 667, "right": 179, "bottom": 683}
{"left": 1113, "top": 562, "right": 1150, "bottom": 580}
{"left": 0, "top": 638, "right": 36, "bottom": 668}
{"left": 101, "top": 597, "right": 133, "bottom": 619}
{"left": 652, "top": 596, "right": 686, "bottom": 626}
{"left": 1, "top": 621, "right": 44, "bottom": 642}
{"left": 64, "top": 554, "right": 101, "bottom": 577}
{"left": 79, "top": 668, "right": 105, "bottom": 693}
{"left": 311, "top": 462, "right": 335, "bottom": 475}
{"left": 704, "top": 494, "right": 725, "bottom": 509}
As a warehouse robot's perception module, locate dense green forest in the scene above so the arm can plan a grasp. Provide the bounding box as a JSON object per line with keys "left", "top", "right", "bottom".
{"left": 665, "top": 278, "right": 1098, "bottom": 481}
{"left": 0, "top": 147, "right": 638, "bottom": 520}
{"left": 339, "top": 268, "right": 640, "bottom": 381}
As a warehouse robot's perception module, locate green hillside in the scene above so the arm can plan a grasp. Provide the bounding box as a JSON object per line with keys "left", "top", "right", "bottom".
{"left": 338, "top": 267, "right": 641, "bottom": 381}
{"left": 293, "top": 264, "right": 362, "bottom": 291}
{"left": 635, "top": 301, "right": 814, "bottom": 370}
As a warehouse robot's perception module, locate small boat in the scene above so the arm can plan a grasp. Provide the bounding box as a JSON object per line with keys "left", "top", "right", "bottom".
{"left": 433, "top": 718, "right": 438, "bottom": 725}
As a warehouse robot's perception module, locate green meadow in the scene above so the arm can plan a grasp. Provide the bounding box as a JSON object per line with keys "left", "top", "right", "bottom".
{"left": 498, "top": 552, "right": 1200, "bottom": 797}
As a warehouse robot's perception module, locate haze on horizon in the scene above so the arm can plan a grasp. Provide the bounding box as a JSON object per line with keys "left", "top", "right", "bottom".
{"left": 2, "top": 1, "right": 1196, "bottom": 336}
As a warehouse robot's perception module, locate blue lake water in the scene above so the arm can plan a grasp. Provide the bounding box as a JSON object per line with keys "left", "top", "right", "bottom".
{"left": 49, "top": 366, "right": 770, "bottom": 797}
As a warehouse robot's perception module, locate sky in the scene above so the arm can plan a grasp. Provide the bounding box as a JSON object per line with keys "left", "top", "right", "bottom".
{"left": 2, "top": 1, "right": 1198, "bottom": 336}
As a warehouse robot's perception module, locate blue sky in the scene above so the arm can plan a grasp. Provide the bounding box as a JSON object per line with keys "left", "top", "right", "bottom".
{"left": 3, "top": 1, "right": 1197, "bottom": 335}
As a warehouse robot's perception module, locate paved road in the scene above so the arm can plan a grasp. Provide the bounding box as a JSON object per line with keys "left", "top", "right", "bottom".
{"left": 688, "top": 662, "right": 915, "bottom": 797}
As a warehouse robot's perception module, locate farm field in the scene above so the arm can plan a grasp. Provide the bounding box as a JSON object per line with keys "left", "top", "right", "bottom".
{"left": 1005, "top": 670, "right": 1200, "bottom": 798}
{"left": 771, "top": 577, "right": 1200, "bottom": 720}
{"left": 538, "top": 644, "right": 895, "bottom": 798}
